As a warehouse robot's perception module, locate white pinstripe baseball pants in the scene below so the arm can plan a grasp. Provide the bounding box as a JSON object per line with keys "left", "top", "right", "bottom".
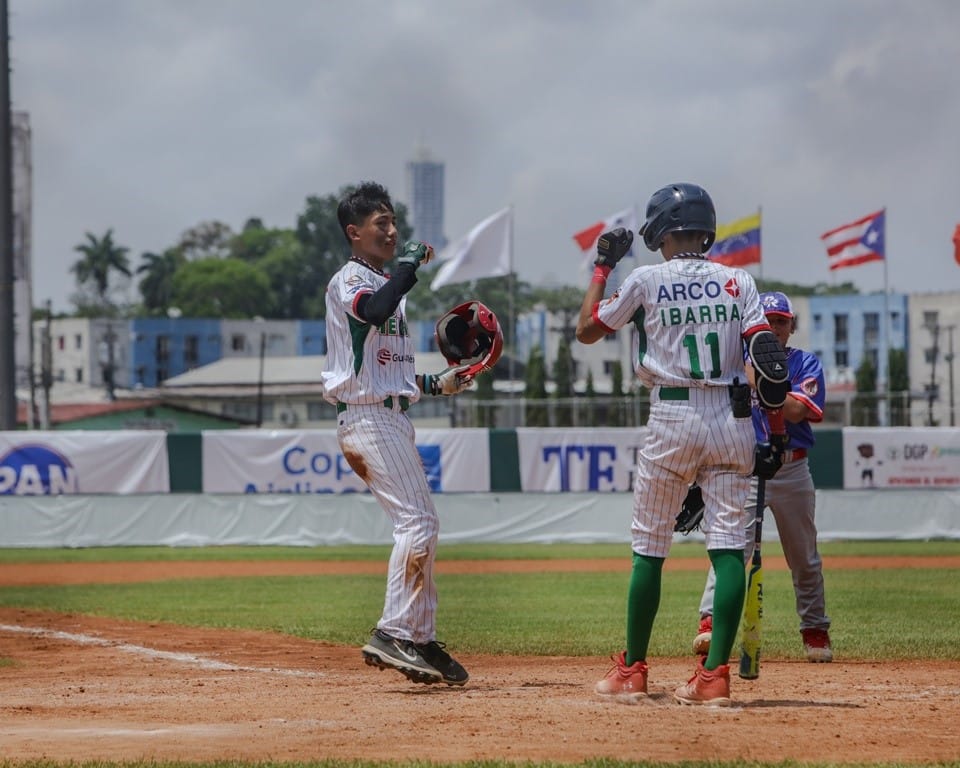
{"left": 337, "top": 402, "right": 439, "bottom": 644}
{"left": 632, "top": 386, "right": 755, "bottom": 558}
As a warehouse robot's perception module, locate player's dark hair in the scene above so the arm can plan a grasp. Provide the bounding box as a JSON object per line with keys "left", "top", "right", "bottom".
{"left": 337, "top": 181, "right": 394, "bottom": 245}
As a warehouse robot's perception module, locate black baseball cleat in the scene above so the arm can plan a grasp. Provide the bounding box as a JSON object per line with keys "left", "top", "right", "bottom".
{"left": 361, "top": 629, "right": 442, "bottom": 685}
{"left": 417, "top": 640, "right": 469, "bottom": 686}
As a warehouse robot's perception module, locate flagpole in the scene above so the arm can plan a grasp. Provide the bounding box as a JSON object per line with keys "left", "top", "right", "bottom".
{"left": 882, "top": 206, "right": 889, "bottom": 425}
{"left": 757, "top": 205, "right": 763, "bottom": 282}
{"left": 508, "top": 204, "right": 516, "bottom": 396}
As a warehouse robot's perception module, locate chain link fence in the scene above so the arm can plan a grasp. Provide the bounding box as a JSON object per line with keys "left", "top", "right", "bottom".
{"left": 447, "top": 390, "right": 955, "bottom": 429}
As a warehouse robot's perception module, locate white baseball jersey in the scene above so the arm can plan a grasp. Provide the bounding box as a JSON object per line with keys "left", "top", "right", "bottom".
{"left": 321, "top": 260, "right": 421, "bottom": 406}
{"left": 595, "top": 256, "right": 769, "bottom": 557}
{"left": 321, "top": 258, "right": 437, "bottom": 644}
{"left": 595, "top": 257, "right": 768, "bottom": 388}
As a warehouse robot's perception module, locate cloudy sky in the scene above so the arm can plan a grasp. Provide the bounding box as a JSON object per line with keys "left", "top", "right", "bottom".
{"left": 11, "top": 0, "right": 960, "bottom": 312}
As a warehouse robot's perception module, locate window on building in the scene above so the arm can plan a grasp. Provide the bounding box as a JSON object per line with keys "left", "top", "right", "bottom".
{"left": 135, "top": 366, "right": 146, "bottom": 385}
{"left": 184, "top": 335, "right": 199, "bottom": 366}
{"left": 925, "top": 347, "right": 939, "bottom": 365}
{"left": 307, "top": 401, "right": 332, "bottom": 421}
{"left": 835, "top": 350, "right": 848, "bottom": 367}
{"left": 57, "top": 368, "right": 65, "bottom": 382}
{"left": 221, "top": 401, "right": 259, "bottom": 421}
{"left": 813, "top": 314, "right": 822, "bottom": 331}
{"left": 603, "top": 360, "right": 617, "bottom": 375}
{"left": 890, "top": 311, "right": 900, "bottom": 330}
{"left": 923, "top": 310, "right": 939, "bottom": 329}
{"left": 867, "top": 348, "right": 879, "bottom": 369}
{"left": 814, "top": 350, "right": 824, "bottom": 361}
{"left": 864, "top": 312, "right": 880, "bottom": 346}
{"left": 155, "top": 335, "right": 170, "bottom": 363}
{"left": 75, "top": 368, "right": 83, "bottom": 383}
{"left": 231, "top": 334, "right": 245, "bottom": 352}
{"left": 156, "top": 367, "right": 168, "bottom": 384}
{"left": 833, "top": 314, "right": 848, "bottom": 344}
{"left": 74, "top": 334, "right": 82, "bottom": 350}
{"left": 604, "top": 333, "right": 618, "bottom": 343}
{"left": 57, "top": 335, "right": 65, "bottom": 350}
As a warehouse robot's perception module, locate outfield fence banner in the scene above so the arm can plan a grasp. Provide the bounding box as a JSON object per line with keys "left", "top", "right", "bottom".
{"left": 516, "top": 427, "right": 650, "bottom": 492}
{"left": 0, "top": 431, "right": 170, "bottom": 495}
{"left": 842, "top": 427, "right": 960, "bottom": 489}
{"left": 201, "top": 428, "right": 491, "bottom": 494}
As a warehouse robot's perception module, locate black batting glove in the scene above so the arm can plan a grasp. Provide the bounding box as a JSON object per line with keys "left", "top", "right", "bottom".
{"left": 753, "top": 441, "right": 785, "bottom": 480}
{"left": 595, "top": 228, "right": 633, "bottom": 269}
{"left": 397, "top": 241, "right": 435, "bottom": 271}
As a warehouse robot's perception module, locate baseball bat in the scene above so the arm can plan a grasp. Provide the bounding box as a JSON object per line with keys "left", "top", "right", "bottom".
{"left": 739, "top": 477, "right": 765, "bottom": 679}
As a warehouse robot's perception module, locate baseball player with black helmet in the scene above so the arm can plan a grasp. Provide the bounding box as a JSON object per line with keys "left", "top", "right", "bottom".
{"left": 321, "top": 181, "right": 482, "bottom": 687}
{"left": 576, "top": 182, "right": 789, "bottom": 706}
{"left": 692, "top": 290, "right": 832, "bottom": 662}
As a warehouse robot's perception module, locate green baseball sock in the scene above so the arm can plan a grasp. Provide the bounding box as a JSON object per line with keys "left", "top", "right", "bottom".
{"left": 625, "top": 552, "right": 663, "bottom": 665}
{"left": 706, "top": 548, "right": 746, "bottom": 670}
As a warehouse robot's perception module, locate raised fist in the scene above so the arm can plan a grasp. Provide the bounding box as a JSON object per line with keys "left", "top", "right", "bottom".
{"left": 595, "top": 228, "right": 634, "bottom": 269}
{"left": 397, "top": 241, "right": 435, "bottom": 270}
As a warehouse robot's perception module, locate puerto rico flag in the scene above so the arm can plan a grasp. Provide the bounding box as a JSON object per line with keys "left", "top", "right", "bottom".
{"left": 821, "top": 209, "right": 885, "bottom": 270}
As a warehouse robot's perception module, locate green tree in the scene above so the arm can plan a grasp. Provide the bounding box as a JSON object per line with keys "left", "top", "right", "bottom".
{"left": 524, "top": 345, "right": 549, "bottom": 426}
{"left": 755, "top": 279, "right": 860, "bottom": 296}
{"left": 888, "top": 348, "right": 911, "bottom": 426}
{"left": 294, "top": 187, "right": 414, "bottom": 318}
{"left": 611, "top": 360, "right": 624, "bottom": 396}
{"left": 553, "top": 335, "right": 575, "bottom": 426}
{"left": 170, "top": 258, "right": 274, "bottom": 318}
{"left": 473, "top": 370, "right": 497, "bottom": 428}
{"left": 70, "top": 229, "right": 132, "bottom": 314}
{"left": 136, "top": 248, "right": 187, "bottom": 316}
{"left": 178, "top": 220, "right": 235, "bottom": 260}
{"left": 229, "top": 219, "right": 288, "bottom": 263}
{"left": 852, "top": 354, "right": 879, "bottom": 426}
{"left": 582, "top": 368, "right": 597, "bottom": 426}
{"left": 250, "top": 231, "right": 311, "bottom": 319}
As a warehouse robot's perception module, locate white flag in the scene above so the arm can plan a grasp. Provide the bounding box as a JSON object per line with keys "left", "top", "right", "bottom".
{"left": 430, "top": 207, "right": 512, "bottom": 290}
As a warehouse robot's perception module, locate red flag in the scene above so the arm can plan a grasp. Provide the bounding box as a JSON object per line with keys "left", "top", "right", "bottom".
{"left": 820, "top": 209, "right": 885, "bottom": 270}
{"left": 953, "top": 223, "right": 960, "bottom": 266}
{"left": 572, "top": 208, "right": 638, "bottom": 255}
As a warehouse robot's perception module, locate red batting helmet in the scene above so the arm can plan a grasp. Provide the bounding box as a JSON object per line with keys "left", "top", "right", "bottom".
{"left": 435, "top": 300, "right": 503, "bottom": 378}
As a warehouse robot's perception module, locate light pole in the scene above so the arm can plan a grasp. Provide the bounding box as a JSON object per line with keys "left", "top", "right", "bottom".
{"left": 255, "top": 318, "right": 266, "bottom": 427}
{"left": 946, "top": 325, "right": 956, "bottom": 427}
{"left": 926, "top": 323, "right": 940, "bottom": 426}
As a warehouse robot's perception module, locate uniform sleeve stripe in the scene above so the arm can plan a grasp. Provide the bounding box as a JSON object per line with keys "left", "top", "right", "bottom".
{"left": 788, "top": 392, "right": 824, "bottom": 421}
{"left": 742, "top": 323, "right": 772, "bottom": 339}
{"left": 592, "top": 303, "right": 616, "bottom": 334}
{"left": 351, "top": 290, "right": 372, "bottom": 316}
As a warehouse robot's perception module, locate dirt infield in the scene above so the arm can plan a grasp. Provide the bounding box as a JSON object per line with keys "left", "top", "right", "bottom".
{"left": 1, "top": 558, "right": 959, "bottom": 763}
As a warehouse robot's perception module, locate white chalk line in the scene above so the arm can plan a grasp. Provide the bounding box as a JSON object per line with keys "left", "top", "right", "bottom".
{"left": 0, "top": 623, "right": 327, "bottom": 678}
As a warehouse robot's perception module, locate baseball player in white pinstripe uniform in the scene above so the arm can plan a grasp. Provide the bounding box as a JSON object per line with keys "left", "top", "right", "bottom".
{"left": 321, "top": 181, "right": 472, "bottom": 686}
{"left": 576, "top": 183, "right": 789, "bottom": 706}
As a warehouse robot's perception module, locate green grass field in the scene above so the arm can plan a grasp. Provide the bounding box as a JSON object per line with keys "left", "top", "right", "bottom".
{"left": 1, "top": 540, "right": 958, "bottom": 660}
{"left": 1, "top": 541, "right": 959, "bottom": 768}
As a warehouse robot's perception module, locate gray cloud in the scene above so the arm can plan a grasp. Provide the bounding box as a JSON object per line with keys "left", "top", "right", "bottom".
{"left": 12, "top": 0, "right": 960, "bottom": 311}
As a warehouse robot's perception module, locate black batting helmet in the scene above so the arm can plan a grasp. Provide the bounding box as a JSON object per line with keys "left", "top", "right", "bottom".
{"left": 638, "top": 183, "right": 716, "bottom": 253}
{"left": 435, "top": 300, "right": 503, "bottom": 378}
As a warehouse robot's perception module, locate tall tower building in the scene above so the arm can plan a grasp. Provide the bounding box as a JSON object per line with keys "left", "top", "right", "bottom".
{"left": 405, "top": 146, "right": 447, "bottom": 250}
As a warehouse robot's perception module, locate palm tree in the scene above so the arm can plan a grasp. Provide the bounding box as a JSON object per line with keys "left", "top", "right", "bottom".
{"left": 70, "top": 229, "right": 133, "bottom": 311}
{"left": 137, "top": 248, "right": 186, "bottom": 315}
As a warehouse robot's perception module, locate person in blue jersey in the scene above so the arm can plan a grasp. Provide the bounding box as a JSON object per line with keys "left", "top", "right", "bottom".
{"left": 692, "top": 290, "right": 832, "bottom": 662}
